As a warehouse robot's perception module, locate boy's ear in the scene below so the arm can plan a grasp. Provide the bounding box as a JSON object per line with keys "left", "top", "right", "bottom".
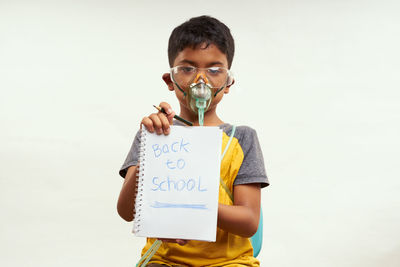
{"left": 224, "top": 78, "right": 235, "bottom": 94}
{"left": 162, "top": 73, "right": 175, "bottom": 91}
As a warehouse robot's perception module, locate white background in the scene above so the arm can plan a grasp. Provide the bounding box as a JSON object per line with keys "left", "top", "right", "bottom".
{"left": 1, "top": 0, "right": 399, "bottom": 266}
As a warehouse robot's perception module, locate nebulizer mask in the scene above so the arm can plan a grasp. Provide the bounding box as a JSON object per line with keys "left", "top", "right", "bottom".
{"left": 170, "top": 66, "right": 233, "bottom": 126}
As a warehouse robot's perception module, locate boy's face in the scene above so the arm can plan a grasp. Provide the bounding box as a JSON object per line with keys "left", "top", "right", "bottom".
{"left": 163, "top": 43, "right": 233, "bottom": 117}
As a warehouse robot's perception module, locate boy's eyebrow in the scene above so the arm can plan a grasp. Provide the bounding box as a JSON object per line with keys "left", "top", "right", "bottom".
{"left": 176, "top": 60, "right": 225, "bottom": 67}
{"left": 206, "top": 61, "right": 224, "bottom": 67}
{"left": 176, "top": 59, "right": 197, "bottom": 66}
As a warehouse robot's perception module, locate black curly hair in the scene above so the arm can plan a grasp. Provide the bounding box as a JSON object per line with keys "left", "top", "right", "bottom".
{"left": 168, "top": 16, "right": 235, "bottom": 68}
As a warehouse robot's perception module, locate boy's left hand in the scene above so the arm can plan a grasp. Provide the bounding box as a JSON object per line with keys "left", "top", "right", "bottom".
{"left": 158, "top": 238, "right": 188, "bottom": 246}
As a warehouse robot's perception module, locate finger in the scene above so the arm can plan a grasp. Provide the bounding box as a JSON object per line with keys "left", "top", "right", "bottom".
{"left": 141, "top": 117, "right": 154, "bottom": 133}
{"left": 158, "top": 238, "right": 175, "bottom": 243}
{"left": 157, "top": 238, "right": 187, "bottom": 245}
{"left": 159, "top": 102, "right": 172, "bottom": 114}
{"left": 149, "top": 113, "right": 163, "bottom": 135}
{"left": 167, "top": 110, "right": 176, "bottom": 124}
{"left": 157, "top": 112, "right": 171, "bottom": 135}
{"left": 176, "top": 239, "right": 188, "bottom": 246}
{"left": 159, "top": 102, "right": 175, "bottom": 123}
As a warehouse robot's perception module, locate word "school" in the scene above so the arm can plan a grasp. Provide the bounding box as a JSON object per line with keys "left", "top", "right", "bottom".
{"left": 151, "top": 176, "right": 207, "bottom": 192}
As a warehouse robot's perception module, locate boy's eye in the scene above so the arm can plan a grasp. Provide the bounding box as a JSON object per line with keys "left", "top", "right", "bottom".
{"left": 179, "top": 66, "right": 196, "bottom": 73}
{"left": 207, "top": 67, "right": 223, "bottom": 75}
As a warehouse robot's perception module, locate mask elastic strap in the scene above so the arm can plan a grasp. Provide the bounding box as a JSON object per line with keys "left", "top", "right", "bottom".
{"left": 213, "top": 73, "right": 232, "bottom": 97}
{"left": 174, "top": 82, "right": 186, "bottom": 96}
{"left": 213, "top": 85, "right": 225, "bottom": 97}
{"left": 170, "top": 73, "right": 187, "bottom": 97}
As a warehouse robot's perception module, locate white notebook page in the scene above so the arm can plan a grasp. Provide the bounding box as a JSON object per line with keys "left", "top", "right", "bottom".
{"left": 133, "top": 126, "right": 222, "bottom": 242}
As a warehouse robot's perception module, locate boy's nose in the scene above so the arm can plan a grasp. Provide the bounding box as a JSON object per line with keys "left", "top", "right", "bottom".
{"left": 193, "top": 73, "right": 209, "bottom": 84}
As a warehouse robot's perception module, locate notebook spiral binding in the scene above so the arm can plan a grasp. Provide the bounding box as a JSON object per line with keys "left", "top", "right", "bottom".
{"left": 133, "top": 128, "right": 147, "bottom": 234}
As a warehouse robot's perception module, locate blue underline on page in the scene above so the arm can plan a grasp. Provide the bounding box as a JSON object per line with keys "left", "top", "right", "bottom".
{"left": 150, "top": 201, "right": 207, "bottom": 210}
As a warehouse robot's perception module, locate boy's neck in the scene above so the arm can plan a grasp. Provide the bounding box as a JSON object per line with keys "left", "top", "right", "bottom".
{"left": 179, "top": 105, "right": 224, "bottom": 126}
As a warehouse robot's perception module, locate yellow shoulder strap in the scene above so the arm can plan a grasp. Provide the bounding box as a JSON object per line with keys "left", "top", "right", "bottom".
{"left": 220, "top": 125, "right": 236, "bottom": 203}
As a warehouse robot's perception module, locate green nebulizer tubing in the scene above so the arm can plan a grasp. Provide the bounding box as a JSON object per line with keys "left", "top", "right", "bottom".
{"left": 196, "top": 98, "right": 207, "bottom": 126}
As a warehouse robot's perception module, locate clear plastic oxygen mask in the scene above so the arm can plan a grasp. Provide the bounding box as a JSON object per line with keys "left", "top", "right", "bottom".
{"left": 170, "top": 65, "right": 233, "bottom": 126}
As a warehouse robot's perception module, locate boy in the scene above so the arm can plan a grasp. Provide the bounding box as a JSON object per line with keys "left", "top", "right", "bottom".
{"left": 117, "top": 16, "right": 269, "bottom": 266}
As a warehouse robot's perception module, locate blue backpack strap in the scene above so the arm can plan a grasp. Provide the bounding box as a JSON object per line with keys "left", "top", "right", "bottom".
{"left": 250, "top": 208, "right": 263, "bottom": 257}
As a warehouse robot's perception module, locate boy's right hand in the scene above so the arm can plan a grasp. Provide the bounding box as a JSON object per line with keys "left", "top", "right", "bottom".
{"left": 141, "top": 102, "right": 175, "bottom": 135}
{"left": 141, "top": 104, "right": 185, "bottom": 245}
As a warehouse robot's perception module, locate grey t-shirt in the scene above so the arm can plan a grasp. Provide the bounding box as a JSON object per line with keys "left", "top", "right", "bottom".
{"left": 119, "top": 121, "right": 269, "bottom": 188}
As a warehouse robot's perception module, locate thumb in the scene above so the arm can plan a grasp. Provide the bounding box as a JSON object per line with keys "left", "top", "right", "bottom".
{"left": 159, "top": 102, "right": 175, "bottom": 123}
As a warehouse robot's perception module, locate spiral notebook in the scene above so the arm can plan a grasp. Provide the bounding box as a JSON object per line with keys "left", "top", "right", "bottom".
{"left": 133, "top": 126, "right": 222, "bottom": 242}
